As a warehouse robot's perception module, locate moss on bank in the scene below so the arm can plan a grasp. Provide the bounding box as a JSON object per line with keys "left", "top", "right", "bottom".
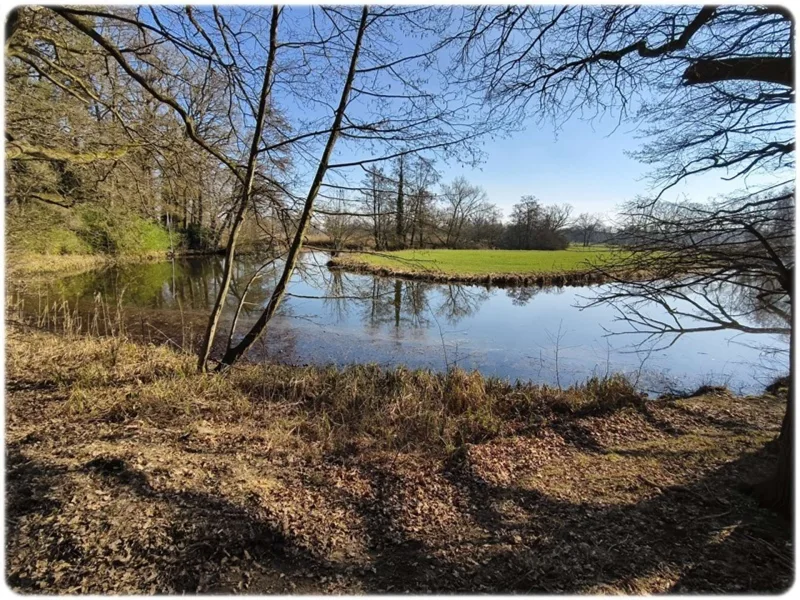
{"left": 5, "top": 328, "right": 791, "bottom": 593}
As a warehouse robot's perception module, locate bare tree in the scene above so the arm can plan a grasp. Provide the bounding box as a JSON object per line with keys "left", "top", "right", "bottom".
{"left": 216, "top": 6, "right": 370, "bottom": 370}
{"left": 574, "top": 213, "right": 603, "bottom": 247}
{"left": 361, "top": 166, "right": 394, "bottom": 250}
{"left": 323, "top": 191, "right": 360, "bottom": 252}
{"left": 542, "top": 203, "right": 573, "bottom": 232}
{"left": 406, "top": 156, "right": 440, "bottom": 248}
{"left": 439, "top": 176, "right": 490, "bottom": 247}
{"left": 196, "top": 6, "right": 281, "bottom": 372}
{"left": 503, "top": 197, "right": 572, "bottom": 250}
{"left": 467, "top": 203, "right": 504, "bottom": 248}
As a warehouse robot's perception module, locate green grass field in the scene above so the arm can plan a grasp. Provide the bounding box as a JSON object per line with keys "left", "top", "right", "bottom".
{"left": 344, "top": 246, "right": 620, "bottom": 275}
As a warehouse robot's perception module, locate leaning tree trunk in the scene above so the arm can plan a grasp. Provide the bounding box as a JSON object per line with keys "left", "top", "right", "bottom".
{"left": 215, "top": 6, "right": 369, "bottom": 371}
{"left": 196, "top": 6, "right": 280, "bottom": 372}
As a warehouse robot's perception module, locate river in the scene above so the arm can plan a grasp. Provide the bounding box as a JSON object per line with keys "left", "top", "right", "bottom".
{"left": 9, "top": 251, "right": 789, "bottom": 395}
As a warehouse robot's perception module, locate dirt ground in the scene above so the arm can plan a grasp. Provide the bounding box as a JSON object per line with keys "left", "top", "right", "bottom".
{"left": 5, "top": 329, "right": 793, "bottom": 593}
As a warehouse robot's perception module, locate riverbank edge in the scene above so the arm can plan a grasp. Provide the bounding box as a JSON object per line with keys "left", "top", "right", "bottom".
{"left": 5, "top": 248, "right": 231, "bottom": 279}
{"left": 327, "top": 255, "right": 640, "bottom": 287}
{"left": 6, "top": 324, "right": 786, "bottom": 449}
{"left": 4, "top": 242, "right": 329, "bottom": 280}
{"left": 5, "top": 326, "right": 791, "bottom": 593}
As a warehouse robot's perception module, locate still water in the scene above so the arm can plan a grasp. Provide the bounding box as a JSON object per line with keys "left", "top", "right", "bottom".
{"left": 14, "top": 252, "right": 788, "bottom": 394}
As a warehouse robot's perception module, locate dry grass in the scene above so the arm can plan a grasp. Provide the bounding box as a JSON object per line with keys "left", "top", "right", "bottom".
{"left": 5, "top": 328, "right": 791, "bottom": 594}
{"left": 6, "top": 328, "right": 645, "bottom": 454}
{"left": 6, "top": 253, "right": 110, "bottom": 278}
{"left": 6, "top": 251, "right": 175, "bottom": 279}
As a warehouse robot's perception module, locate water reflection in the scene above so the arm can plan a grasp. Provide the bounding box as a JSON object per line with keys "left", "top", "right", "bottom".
{"left": 11, "top": 251, "right": 789, "bottom": 395}
{"left": 505, "top": 285, "right": 548, "bottom": 307}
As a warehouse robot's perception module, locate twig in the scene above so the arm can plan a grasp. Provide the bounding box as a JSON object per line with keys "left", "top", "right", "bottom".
{"left": 691, "top": 509, "right": 732, "bottom": 522}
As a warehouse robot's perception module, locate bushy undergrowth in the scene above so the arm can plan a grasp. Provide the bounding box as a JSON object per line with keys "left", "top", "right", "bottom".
{"left": 6, "top": 204, "right": 92, "bottom": 255}
{"left": 7, "top": 203, "right": 175, "bottom": 260}
{"left": 184, "top": 222, "right": 217, "bottom": 251}
{"left": 76, "top": 205, "right": 172, "bottom": 256}
{"left": 8, "top": 328, "right": 647, "bottom": 455}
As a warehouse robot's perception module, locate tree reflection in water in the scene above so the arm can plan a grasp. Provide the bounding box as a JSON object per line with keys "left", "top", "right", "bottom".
{"left": 317, "top": 268, "right": 493, "bottom": 332}
{"left": 10, "top": 251, "right": 787, "bottom": 394}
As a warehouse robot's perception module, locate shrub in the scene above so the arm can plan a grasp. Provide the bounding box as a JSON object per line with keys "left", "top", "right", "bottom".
{"left": 6, "top": 205, "right": 92, "bottom": 255}
{"left": 138, "top": 219, "right": 173, "bottom": 253}
{"left": 77, "top": 205, "right": 172, "bottom": 256}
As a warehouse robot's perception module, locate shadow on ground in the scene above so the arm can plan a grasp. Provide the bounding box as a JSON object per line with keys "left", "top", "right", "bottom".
{"left": 6, "top": 436, "right": 792, "bottom": 594}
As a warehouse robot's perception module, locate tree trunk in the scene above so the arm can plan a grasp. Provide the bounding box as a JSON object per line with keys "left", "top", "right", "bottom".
{"left": 753, "top": 342, "right": 793, "bottom": 520}
{"left": 195, "top": 6, "right": 281, "bottom": 372}
{"left": 418, "top": 209, "right": 424, "bottom": 247}
{"left": 409, "top": 198, "right": 418, "bottom": 248}
{"left": 216, "top": 6, "right": 369, "bottom": 370}
{"left": 372, "top": 173, "right": 380, "bottom": 250}
{"left": 753, "top": 399, "right": 792, "bottom": 519}
{"left": 394, "top": 280, "right": 402, "bottom": 327}
{"left": 396, "top": 157, "right": 405, "bottom": 248}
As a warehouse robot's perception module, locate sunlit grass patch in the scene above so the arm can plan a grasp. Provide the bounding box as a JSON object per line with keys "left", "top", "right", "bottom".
{"left": 338, "top": 247, "right": 622, "bottom": 275}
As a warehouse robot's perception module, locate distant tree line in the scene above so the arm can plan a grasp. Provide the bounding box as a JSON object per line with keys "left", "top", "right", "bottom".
{"left": 322, "top": 163, "right": 610, "bottom": 251}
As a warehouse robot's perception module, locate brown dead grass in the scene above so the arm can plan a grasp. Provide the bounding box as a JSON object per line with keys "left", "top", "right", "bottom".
{"left": 5, "top": 328, "right": 792, "bottom": 593}
{"left": 5, "top": 251, "right": 177, "bottom": 279}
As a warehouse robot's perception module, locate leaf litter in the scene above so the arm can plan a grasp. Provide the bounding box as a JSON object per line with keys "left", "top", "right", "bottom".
{"left": 5, "top": 329, "right": 792, "bottom": 593}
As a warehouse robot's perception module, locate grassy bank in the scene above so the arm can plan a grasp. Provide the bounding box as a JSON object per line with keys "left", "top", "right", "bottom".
{"left": 328, "top": 247, "right": 628, "bottom": 286}
{"left": 5, "top": 250, "right": 178, "bottom": 279}
{"left": 6, "top": 328, "right": 790, "bottom": 593}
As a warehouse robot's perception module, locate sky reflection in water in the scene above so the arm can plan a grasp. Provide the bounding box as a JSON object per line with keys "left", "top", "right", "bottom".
{"left": 23, "top": 252, "right": 789, "bottom": 395}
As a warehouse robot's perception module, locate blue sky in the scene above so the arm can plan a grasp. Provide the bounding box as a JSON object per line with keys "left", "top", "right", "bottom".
{"left": 439, "top": 117, "right": 649, "bottom": 219}
{"left": 435, "top": 111, "right": 782, "bottom": 222}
